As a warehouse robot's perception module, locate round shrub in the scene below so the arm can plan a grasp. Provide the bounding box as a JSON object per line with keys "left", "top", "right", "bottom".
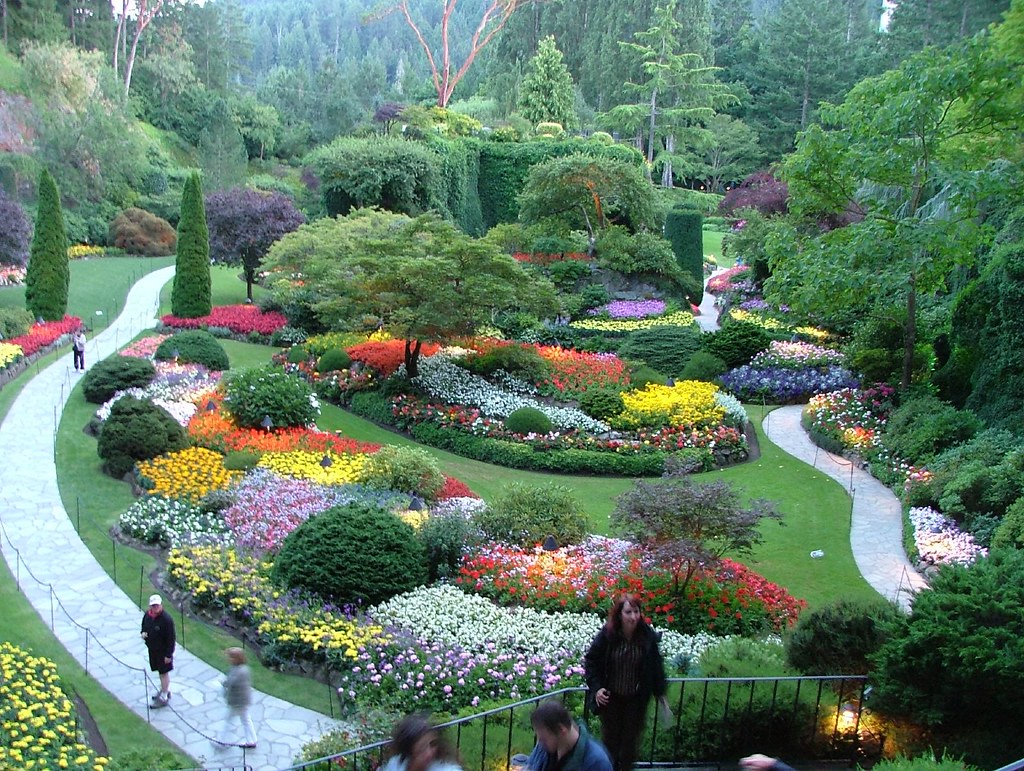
{"left": 680, "top": 350, "right": 728, "bottom": 382}
{"left": 462, "top": 344, "right": 549, "bottom": 381}
{"left": 108, "top": 207, "right": 176, "bottom": 256}
{"left": 579, "top": 388, "right": 624, "bottom": 422}
{"left": 619, "top": 325, "right": 703, "bottom": 377}
{"left": 785, "top": 598, "right": 903, "bottom": 676}
{"left": 0, "top": 308, "right": 34, "bottom": 339}
{"left": 287, "top": 345, "right": 310, "bottom": 364}
{"left": 473, "top": 482, "right": 588, "bottom": 547}
{"left": 882, "top": 394, "right": 981, "bottom": 464}
{"left": 97, "top": 396, "right": 189, "bottom": 479}
{"left": 701, "top": 320, "right": 771, "bottom": 368}
{"left": 271, "top": 503, "right": 427, "bottom": 605}
{"left": 504, "top": 406, "right": 553, "bottom": 435}
{"left": 359, "top": 445, "right": 445, "bottom": 500}
{"left": 589, "top": 131, "right": 614, "bottom": 145}
{"left": 317, "top": 348, "right": 352, "bottom": 373}
{"left": 629, "top": 364, "right": 667, "bottom": 389}
{"left": 155, "top": 330, "right": 229, "bottom": 371}
{"left": 223, "top": 365, "right": 319, "bottom": 429}
{"left": 81, "top": 356, "right": 157, "bottom": 404}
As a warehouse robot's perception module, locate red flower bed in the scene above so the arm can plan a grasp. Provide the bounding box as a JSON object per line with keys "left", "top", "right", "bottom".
{"left": 188, "top": 409, "right": 381, "bottom": 455}
{"left": 346, "top": 339, "right": 442, "bottom": 378}
{"left": 8, "top": 316, "right": 82, "bottom": 356}
{"left": 161, "top": 305, "right": 288, "bottom": 335}
{"left": 438, "top": 475, "right": 479, "bottom": 500}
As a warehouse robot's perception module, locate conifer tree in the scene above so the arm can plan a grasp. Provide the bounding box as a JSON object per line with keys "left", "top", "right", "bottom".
{"left": 25, "top": 169, "right": 70, "bottom": 322}
{"left": 518, "top": 36, "right": 578, "bottom": 130}
{"left": 171, "top": 171, "right": 212, "bottom": 318}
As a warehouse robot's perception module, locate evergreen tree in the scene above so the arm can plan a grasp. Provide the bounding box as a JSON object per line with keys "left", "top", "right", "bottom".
{"left": 25, "top": 169, "right": 70, "bottom": 322}
{"left": 518, "top": 36, "right": 577, "bottom": 129}
{"left": 171, "top": 172, "right": 212, "bottom": 319}
{"left": 197, "top": 98, "right": 249, "bottom": 193}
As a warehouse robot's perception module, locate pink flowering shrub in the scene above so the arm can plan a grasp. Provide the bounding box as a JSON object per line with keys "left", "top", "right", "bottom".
{"left": 161, "top": 305, "right": 288, "bottom": 336}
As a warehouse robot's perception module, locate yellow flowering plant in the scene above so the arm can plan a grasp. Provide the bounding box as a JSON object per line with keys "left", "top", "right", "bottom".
{"left": 136, "top": 446, "right": 242, "bottom": 502}
{"left": 570, "top": 310, "right": 695, "bottom": 333}
{"left": 614, "top": 380, "right": 725, "bottom": 430}
{"left": 257, "top": 450, "right": 367, "bottom": 485}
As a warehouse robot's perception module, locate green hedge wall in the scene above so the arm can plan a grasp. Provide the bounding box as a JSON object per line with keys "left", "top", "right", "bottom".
{"left": 665, "top": 208, "right": 704, "bottom": 287}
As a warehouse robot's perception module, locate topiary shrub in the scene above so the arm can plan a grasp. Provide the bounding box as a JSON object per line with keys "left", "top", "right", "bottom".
{"left": 629, "top": 364, "right": 667, "bottom": 389}
{"left": 223, "top": 365, "right": 319, "bottom": 429}
{"left": 271, "top": 503, "right": 427, "bottom": 605}
{"left": 97, "top": 396, "right": 188, "bottom": 479}
{"left": 0, "top": 307, "right": 35, "bottom": 340}
{"left": 108, "top": 208, "right": 176, "bottom": 256}
{"left": 504, "top": 406, "right": 553, "bottom": 435}
{"left": 473, "top": 482, "right": 588, "bottom": 547}
{"left": 679, "top": 350, "right": 728, "bottom": 382}
{"left": 579, "top": 388, "right": 625, "bottom": 422}
{"left": 317, "top": 348, "right": 351, "bottom": 373}
{"left": 588, "top": 131, "right": 614, "bottom": 145}
{"left": 785, "top": 598, "right": 902, "bottom": 676}
{"left": 155, "top": 330, "right": 230, "bottom": 371}
{"left": 82, "top": 356, "right": 157, "bottom": 404}
{"left": 882, "top": 395, "right": 980, "bottom": 465}
{"left": 461, "top": 344, "right": 549, "bottom": 382}
{"left": 619, "top": 325, "right": 703, "bottom": 378}
{"left": 664, "top": 208, "right": 704, "bottom": 288}
{"left": 287, "top": 345, "right": 310, "bottom": 364}
{"left": 701, "top": 320, "right": 771, "bottom": 368}
{"left": 359, "top": 445, "right": 445, "bottom": 500}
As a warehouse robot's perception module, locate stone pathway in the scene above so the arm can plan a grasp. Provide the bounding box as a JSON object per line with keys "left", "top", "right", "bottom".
{"left": 0, "top": 266, "right": 339, "bottom": 771}
{"left": 696, "top": 268, "right": 728, "bottom": 332}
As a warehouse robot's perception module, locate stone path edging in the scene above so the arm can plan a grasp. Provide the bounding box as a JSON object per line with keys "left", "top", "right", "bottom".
{"left": 0, "top": 266, "right": 339, "bottom": 771}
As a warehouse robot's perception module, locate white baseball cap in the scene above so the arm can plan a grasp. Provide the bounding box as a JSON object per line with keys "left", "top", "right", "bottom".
{"left": 148, "top": 594, "right": 162, "bottom": 606}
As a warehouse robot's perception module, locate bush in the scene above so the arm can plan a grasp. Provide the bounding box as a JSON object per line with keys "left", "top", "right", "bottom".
{"left": 107, "top": 749, "right": 190, "bottom": 771}
{"left": 991, "top": 497, "right": 1024, "bottom": 550}
{"left": 461, "top": 344, "right": 549, "bottom": 381}
{"left": 271, "top": 503, "right": 427, "bottom": 605}
{"left": 629, "top": 364, "right": 667, "bottom": 389}
{"left": 223, "top": 365, "right": 319, "bottom": 429}
{"left": 871, "top": 756, "right": 981, "bottom": 771}
{"left": 154, "top": 330, "right": 230, "bottom": 371}
{"left": 359, "top": 445, "right": 445, "bottom": 500}
{"left": 679, "top": 350, "right": 728, "bottom": 382}
{"left": 883, "top": 395, "right": 981, "bottom": 465}
{"left": 619, "top": 325, "right": 702, "bottom": 377}
{"left": 287, "top": 345, "right": 310, "bottom": 364}
{"left": 0, "top": 307, "right": 34, "bottom": 339}
{"left": 701, "top": 320, "right": 771, "bottom": 368}
{"left": 81, "top": 356, "right": 157, "bottom": 404}
{"left": 664, "top": 208, "right": 704, "bottom": 287}
{"left": 222, "top": 450, "right": 260, "bottom": 471}
{"left": 504, "top": 406, "right": 553, "bottom": 435}
{"left": 785, "top": 599, "right": 902, "bottom": 676}
{"left": 419, "top": 509, "right": 483, "bottom": 582}
{"left": 317, "top": 348, "right": 352, "bottom": 373}
{"left": 589, "top": 131, "right": 614, "bottom": 145}
{"left": 97, "top": 396, "right": 189, "bottom": 479}
{"left": 270, "top": 325, "right": 309, "bottom": 347}
{"left": 474, "top": 482, "right": 588, "bottom": 547}
{"left": 547, "top": 259, "right": 592, "bottom": 291}
{"left": 578, "top": 388, "right": 625, "bottom": 422}
{"left": 108, "top": 208, "right": 176, "bottom": 256}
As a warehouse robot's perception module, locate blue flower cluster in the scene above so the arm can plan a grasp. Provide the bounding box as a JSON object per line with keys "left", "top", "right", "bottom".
{"left": 719, "top": 365, "right": 860, "bottom": 404}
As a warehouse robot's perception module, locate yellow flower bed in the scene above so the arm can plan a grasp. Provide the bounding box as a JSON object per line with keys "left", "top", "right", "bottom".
{"left": 137, "top": 447, "right": 242, "bottom": 502}
{"left": 795, "top": 325, "right": 830, "bottom": 342}
{"left": 0, "top": 642, "right": 109, "bottom": 770}
{"left": 0, "top": 342, "right": 23, "bottom": 369}
{"left": 67, "top": 245, "right": 105, "bottom": 259}
{"left": 616, "top": 380, "right": 725, "bottom": 429}
{"left": 257, "top": 450, "right": 367, "bottom": 485}
{"left": 570, "top": 310, "right": 695, "bottom": 333}
{"left": 167, "top": 546, "right": 388, "bottom": 659}
{"left": 396, "top": 509, "right": 429, "bottom": 530}
{"left": 727, "top": 308, "right": 788, "bottom": 331}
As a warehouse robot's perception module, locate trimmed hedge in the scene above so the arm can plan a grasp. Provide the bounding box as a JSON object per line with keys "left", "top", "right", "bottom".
{"left": 665, "top": 208, "right": 704, "bottom": 287}
{"left": 82, "top": 356, "right": 158, "bottom": 404}
{"left": 155, "top": 330, "right": 230, "bottom": 371}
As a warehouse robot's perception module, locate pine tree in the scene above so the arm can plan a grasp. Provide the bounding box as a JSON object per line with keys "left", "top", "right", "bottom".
{"left": 518, "top": 36, "right": 578, "bottom": 130}
{"left": 171, "top": 172, "right": 212, "bottom": 318}
{"left": 25, "top": 169, "right": 70, "bottom": 322}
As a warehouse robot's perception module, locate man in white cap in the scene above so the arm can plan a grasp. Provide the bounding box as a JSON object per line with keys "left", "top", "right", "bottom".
{"left": 141, "top": 594, "right": 175, "bottom": 707}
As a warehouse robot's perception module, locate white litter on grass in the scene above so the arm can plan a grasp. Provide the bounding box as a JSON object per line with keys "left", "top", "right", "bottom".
{"left": 810, "top": 549, "right": 825, "bottom": 559}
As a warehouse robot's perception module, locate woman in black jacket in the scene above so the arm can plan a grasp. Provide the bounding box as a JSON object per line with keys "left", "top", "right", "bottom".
{"left": 583, "top": 594, "right": 668, "bottom": 771}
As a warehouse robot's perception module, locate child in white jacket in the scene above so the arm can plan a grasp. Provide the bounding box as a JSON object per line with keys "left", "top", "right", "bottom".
{"left": 215, "top": 647, "right": 257, "bottom": 749}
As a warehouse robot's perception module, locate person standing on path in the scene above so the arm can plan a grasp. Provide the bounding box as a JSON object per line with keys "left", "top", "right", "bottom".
{"left": 216, "top": 647, "right": 257, "bottom": 749}
{"left": 583, "top": 594, "right": 668, "bottom": 771}
{"left": 141, "top": 594, "right": 175, "bottom": 707}
{"left": 72, "top": 327, "right": 86, "bottom": 371}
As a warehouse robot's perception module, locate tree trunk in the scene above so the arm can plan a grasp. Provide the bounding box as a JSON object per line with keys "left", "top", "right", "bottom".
{"left": 245, "top": 267, "right": 255, "bottom": 302}
{"left": 405, "top": 339, "right": 422, "bottom": 378}
{"left": 902, "top": 272, "right": 917, "bottom": 391}
{"left": 647, "top": 86, "right": 658, "bottom": 164}
{"left": 661, "top": 134, "right": 675, "bottom": 188}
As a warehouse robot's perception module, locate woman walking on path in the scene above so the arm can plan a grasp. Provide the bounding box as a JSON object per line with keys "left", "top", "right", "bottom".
{"left": 216, "top": 647, "right": 258, "bottom": 749}
{"left": 584, "top": 594, "right": 669, "bottom": 771}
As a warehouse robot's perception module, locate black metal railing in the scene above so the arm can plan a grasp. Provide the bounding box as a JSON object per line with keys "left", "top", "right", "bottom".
{"left": 286, "top": 675, "right": 869, "bottom": 770}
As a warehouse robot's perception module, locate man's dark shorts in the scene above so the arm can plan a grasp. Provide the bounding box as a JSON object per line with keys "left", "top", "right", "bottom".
{"left": 148, "top": 649, "right": 174, "bottom": 674}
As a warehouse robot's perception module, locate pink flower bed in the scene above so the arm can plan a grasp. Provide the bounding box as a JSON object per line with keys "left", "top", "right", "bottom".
{"left": 119, "top": 334, "right": 171, "bottom": 359}
{"left": 161, "top": 305, "right": 288, "bottom": 335}
{"left": 7, "top": 316, "right": 82, "bottom": 356}
{"left": 707, "top": 265, "right": 752, "bottom": 294}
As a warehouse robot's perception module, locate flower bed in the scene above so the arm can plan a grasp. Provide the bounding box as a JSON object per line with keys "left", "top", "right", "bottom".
{"left": 512, "top": 251, "right": 591, "bottom": 265}
{"left": 346, "top": 339, "right": 442, "bottom": 378}
{"left": 0, "top": 642, "right": 109, "bottom": 769}
{"left": 161, "top": 305, "right": 288, "bottom": 336}
{"left": 749, "top": 340, "right": 845, "bottom": 369}
{"left": 95, "top": 361, "right": 221, "bottom": 427}
{"left": 187, "top": 408, "right": 380, "bottom": 456}
{"left": 706, "top": 265, "right": 751, "bottom": 295}
{"left": 615, "top": 381, "right": 727, "bottom": 430}
{"left": 588, "top": 300, "right": 667, "bottom": 319}
{"left": 5, "top": 315, "right": 82, "bottom": 357}
{"left": 136, "top": 446, "right": 243, "bottom": 501}
{"left": 0, "top": 264, "right": 26, "bottom": 286}
{"left": 569, "top": 310, "right": 695, "bottom": 333}
{"left": 719, "top": 365, "right": 859, "bottom": 404}
{"left": 908, "top": 507, "right": 988, "bottom": 568}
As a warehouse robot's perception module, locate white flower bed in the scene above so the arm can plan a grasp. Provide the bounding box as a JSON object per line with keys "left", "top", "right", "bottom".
{"left": 909, "top": 506, "right": 988, "bottom": 566}
{"left": 408, "top": 353, "right": 608, "bottom": 432}
{"left": 714, "top": 390, "right": 748, "bottom": 428}
{"left": 94, "top": 361, "right": 220, "bottom": 426}
{"left": 118, "top": 494, "right": 233, "bottom": 547}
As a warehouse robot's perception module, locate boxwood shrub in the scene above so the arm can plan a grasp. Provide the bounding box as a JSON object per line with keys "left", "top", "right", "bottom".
{"left": 97, "top": 396, "right": 189, "bottom": 479}
{"left": 155, "top": 329, "right": 230, "bottom": 371}
{"left": 82, "top": 356, "right": 158, "bottom": 404}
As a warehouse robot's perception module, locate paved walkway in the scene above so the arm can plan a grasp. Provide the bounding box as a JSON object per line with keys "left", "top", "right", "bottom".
{"left": 0, "top": 266, "right": 339, "bottom": 771}
{"left": 696, "top": 268, "right": 728, "bottom": 331}
{"left": 761, "top": 406, "right": 929, "bottom": 610}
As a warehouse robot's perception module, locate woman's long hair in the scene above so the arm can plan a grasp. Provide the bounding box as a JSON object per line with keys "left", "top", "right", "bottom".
{"left": 603, "top": 593, "right": 650, "bottom": 640}
{"left": 388, "top": 713, "right": 460, "bottom": 765}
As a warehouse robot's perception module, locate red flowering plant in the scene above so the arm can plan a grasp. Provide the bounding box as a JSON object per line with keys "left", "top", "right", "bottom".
{"left": 8, "top": 315, "right": 82, "bottom": 356}
{"left": 161, "top": 305, "right": 288, "bottom": 336}
{"left": 271, "top": 353, "right": 376, "bottom": 402}
{"left": 346, "top": 340, "right": 442, "bottom": 378}
{"left": 188, "top": 406, "right": 381, "bottom": 456}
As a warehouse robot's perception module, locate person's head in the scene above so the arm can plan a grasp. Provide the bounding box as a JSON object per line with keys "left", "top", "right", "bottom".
{"left": 605, "top": 593, "right": 644, "bottom": 637}
{"left": 530, "top": 700, "right": 577, "bottom": 755}
{"left": 148, "top": 594, "right": 163, "bottom": 613}
{"left": 226, "top": 647, "right": 246, "bottom": 666}
{"left": 389, "top": 713, "right": 456, "bottom": 771}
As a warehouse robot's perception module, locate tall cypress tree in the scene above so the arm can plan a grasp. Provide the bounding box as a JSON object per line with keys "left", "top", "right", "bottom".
{"left": 25, "top": 169, "right": 70, "bottom": 322}
{"left": 171, "top": 171, "right": 212, "bottom": 318}
{"left": 518, "top": 36, "right": 578, "bottom": 130}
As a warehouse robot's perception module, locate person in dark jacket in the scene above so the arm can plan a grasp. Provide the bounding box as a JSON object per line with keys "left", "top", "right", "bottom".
{"left": 583, "top": 594, "right": 668, "bottom": 771}
{"left": 140, "top": 594, "right": 175, "bottom": 707}
{"left": 528, "top": 699, "right": 612, "bottom": 771}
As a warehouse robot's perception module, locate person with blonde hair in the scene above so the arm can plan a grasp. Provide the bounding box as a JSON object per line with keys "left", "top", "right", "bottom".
{"left": 215, "top": 647, "right": 257, "bottom": 749}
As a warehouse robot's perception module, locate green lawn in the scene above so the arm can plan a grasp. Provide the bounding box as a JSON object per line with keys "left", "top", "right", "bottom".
{"left": 703, "top": 228, "right": 729, "bottom": 266}
{"left": 158, "top": 265, "right": 268, "bottom": 315}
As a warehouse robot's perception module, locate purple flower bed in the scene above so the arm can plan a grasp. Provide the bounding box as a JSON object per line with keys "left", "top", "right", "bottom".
{"left": 588, "top": 299, "right": 667, "bottom": 319}
{"left": 719, "top": 365, "right": 860, "bottom": 404}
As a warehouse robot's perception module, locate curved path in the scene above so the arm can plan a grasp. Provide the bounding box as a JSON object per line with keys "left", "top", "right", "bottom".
{"left": 0, "top": 266, "right": 338, "bottom": 771}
